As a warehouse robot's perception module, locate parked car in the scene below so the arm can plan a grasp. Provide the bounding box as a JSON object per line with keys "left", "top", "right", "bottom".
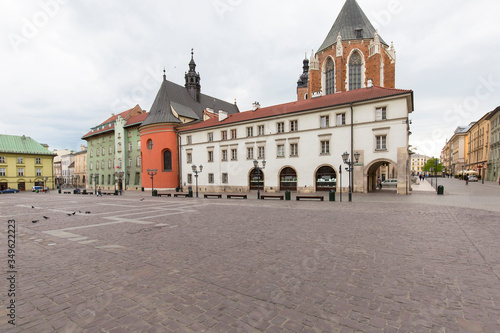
{"left": 468, "top": 175, "right": 478, "bottom": 182}
{"left": 381, "top": 179, "right": 398, "bottom": 187}
{"left": 32, "top": 186, "right": 43, "bottom": 192}
{"left": 1, "top": 188, "right": 20, "bottom": 194}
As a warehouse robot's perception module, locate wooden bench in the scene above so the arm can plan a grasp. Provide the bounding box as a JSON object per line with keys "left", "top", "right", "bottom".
{"left": 63, "top": 191, "right": 71, "bottom": 194}
{"left": 296, "top": 195, "right": 324, "bottom": 201}
{"left": 157, "top": 193, "right": 172, "bottom": 197}
{"left": 261, "top": 194, "right": 284, "bottom": 200}
{"left": 227, "top": 194, "right": 247, "bottom": 199}
{"left": 204, "top": 194, "right": 222, "bottom": 199}
{"left": 101, "top": 192, "right": 115, "bottom": 196}
{"left": 173, "top": 193, "right": 190, "bottom": 198}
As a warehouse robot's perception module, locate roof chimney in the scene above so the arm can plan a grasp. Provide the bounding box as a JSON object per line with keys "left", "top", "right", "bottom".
{"left": 218, "top": 110, "right": 228, "bottom": 122}
{"left": 367, "top": 79, "right": 373, "bottom": 88}
{"left": 252, "top": 102, "right": 261, "bottom": 111}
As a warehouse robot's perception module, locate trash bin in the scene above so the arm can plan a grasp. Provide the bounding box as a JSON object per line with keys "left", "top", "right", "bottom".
{"left": 285, "top": 190, "right": 291, "bottom": 201}
{"left": 437, "top": 185, "right": 444, "bottom": 195}
{"left": 175, "top": 187, "right": 179, "bottom": 192}
{"left": 82, "top": 189, "right": 87, "bottom": 195}
{"left": 141, "top": 187, "right": 144, "bottom": 192}
{"left": 329, "top": 190, "right": 335, "bottom": 202}
{"left": 188, "top": 188, "right": 193, "bottom": 197}
{"left": 152, "top": 189, "right": 158, "bottom": 197}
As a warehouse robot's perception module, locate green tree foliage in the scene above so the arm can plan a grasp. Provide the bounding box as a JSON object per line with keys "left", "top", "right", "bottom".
{"left": 422, "top": 158, "right": 444, "bottom": 173}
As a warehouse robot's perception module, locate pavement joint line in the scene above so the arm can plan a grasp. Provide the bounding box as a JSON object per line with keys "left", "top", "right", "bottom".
{"left": 103, "top": 217, "right": 155, "bottom": 224}
{"left": 445, "top": 206, "right": 500, "bottom": 283}
{"left": 106, "top": 207, "right": 196, "bottom": 218}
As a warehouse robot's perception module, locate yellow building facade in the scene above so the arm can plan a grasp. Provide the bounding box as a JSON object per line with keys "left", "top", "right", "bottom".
{"left": 0, "top": 135, "right": 55, "bottom": 191}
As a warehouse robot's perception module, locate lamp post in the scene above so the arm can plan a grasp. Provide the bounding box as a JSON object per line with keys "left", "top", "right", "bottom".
{"left": 253, "top": 159, "right": 266, "bottom": 199}
{"left": 482, "top": 163, "right": 485, "bottom": 184}
{"left": 339, "top": 165, "right": 342, "bottom": 202}
{"left": 42, "top": 176, "right": 48, "bottom": 191}
{"left": 191, "top": 165, "right": 203, "bottom": 197}
{"left": 342, "top": 151, "right": 360, "bottom": 202}
{"left": 434, "top": 159, "right": 439, "bottom": 191}
{"left": 147, "top": 169, "right": 157, "bottom": 196}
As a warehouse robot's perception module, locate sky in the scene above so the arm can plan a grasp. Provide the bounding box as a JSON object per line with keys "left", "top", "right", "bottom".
{"left": 2, "top": 0, "right": 499, "bottom": 158}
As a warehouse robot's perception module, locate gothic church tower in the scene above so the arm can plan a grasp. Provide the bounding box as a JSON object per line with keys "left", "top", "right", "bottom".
{"left": 297, "top": 0, "right": 396, "bottom": 100}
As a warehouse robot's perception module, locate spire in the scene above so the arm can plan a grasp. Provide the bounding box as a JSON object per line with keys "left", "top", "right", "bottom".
{"left": 140, "top": 75, "right": 181, "bottom": 127}
{"left": 163, "top": 68, "right": 166, "bottom": 81}
{"left": 297, "top": 53, "right": 309, "bottom": 88}
{"left": 185, "top": 49, "right": 201, "bottom": 102}
{"left": 318, "top": 0, "right": 387, "bottom": 52}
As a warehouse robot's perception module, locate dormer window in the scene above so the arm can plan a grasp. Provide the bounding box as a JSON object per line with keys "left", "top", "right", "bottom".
{"left": 355, "top": 29, "right": 363, "bottom": 39}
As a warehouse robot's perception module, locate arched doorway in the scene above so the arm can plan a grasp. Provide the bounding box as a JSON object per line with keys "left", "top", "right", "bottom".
{"left": 316, "top": 166, "right": 337, "bottom": 191}
{"left": 366, "top": 160, "right": 397, "bottom": 193}
{"left": 280, "top": 167, "right": 297, "bottom": 191}
{"left": 249, "top": 168, "right": 264, "bottom": 190}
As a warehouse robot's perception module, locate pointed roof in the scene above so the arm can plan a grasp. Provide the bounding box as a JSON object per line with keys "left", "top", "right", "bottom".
{"left": 141, "top": 74, "right": 183, "bottom": 127}
{"left": 318, "top": 0, "right": 387, "bottom": 52}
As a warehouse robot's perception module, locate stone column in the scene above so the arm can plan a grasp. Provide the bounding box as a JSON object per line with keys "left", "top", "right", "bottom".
{"left": 397, "top": 147, "right": 409, "bottom": 195}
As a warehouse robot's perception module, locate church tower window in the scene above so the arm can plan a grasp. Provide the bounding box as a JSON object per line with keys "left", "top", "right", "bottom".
{"left": 325, "top": 58, "right": 335, "bottom": 95}
{"left": 349, "top": 51, "right": 362, "bottom": 90}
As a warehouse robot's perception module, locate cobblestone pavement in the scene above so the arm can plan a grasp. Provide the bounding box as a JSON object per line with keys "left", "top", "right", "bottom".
{"left": 1, "top": 190, "right": 499, "bottom": 332}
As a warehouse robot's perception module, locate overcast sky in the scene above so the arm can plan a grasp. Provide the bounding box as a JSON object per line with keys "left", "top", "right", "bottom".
{"left": 2, "top": 0, "right": 499, "bottom": 158}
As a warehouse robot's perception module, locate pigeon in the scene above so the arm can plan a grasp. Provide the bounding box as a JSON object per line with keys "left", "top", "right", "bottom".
{"left": 67, "top": 213, "right": 72, "bottom": 216}
{"left": 78, "top": 210, "right": 82, "bottom": 213}
{"left": 140, "top": 198, "right": 144, "bottom": 201}
{"left": 72, "top": 212, "right": 76, "bottom": 215}
{"left": 32, "top": 206, "right": 35, "bottom": 209}
{"left": 85, "top": 211, "right": 91, "bottom": 214}
{"left": 43, "top": 216, "right": 49, "bottom": 219}
{"left": 32, "top": 220, "right": 39, "bottom": 223}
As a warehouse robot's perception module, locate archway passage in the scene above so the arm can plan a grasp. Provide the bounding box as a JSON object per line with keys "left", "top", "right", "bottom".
{"left": 366, "top": 160, "right": 397, "bottom": 193}
{"left": 280, "top": 167, "right": 297, "bottom": 191}
{"left": 316, "top": 166, "right": 337, "bottom": 191}
{"left": 249, "top": 168, "right": 264, "bottom": 190}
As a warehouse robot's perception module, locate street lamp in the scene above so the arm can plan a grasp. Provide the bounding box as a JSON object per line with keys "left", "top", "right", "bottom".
{"left": 342, "top": 151, "right": 360, "bottom": 202}
{"left": 42, "top": 176, "right": 49, "bottom": 191}
{"left": 253, "top": 159, "right": 266, "bottom": 199}
{"left": 191, "top": 165, "right": 203, "bottom": 197}
{"left": 434, "top": 159, "right": 439, "bottom": 191}
{"left": 147, "top": 169, "right": 157, "bottom": 196}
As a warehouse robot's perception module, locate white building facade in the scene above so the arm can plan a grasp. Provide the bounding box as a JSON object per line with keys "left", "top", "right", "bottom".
{"left": 178, "top": 86, "right": 413, "bottom": 195}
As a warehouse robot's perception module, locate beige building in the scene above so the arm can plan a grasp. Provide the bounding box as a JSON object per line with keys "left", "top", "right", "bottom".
{"left": 448, "top": 125, "right": 471, "bottom": 176}
{"left": 467, "top": 112, "right": 491, "bottom": 179}
{"left": 74, "top": 145, "right": 87, "bottom": 188}
{"left": 411, "top": 154, "right": 430, "bottom": 175}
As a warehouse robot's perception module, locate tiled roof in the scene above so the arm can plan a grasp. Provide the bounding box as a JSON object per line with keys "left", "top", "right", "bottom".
{"left": 0, "top": 134, "right": 55, "bottom": 155}
{"left": 125, "top": 113, "right": 149, "bottom": 127}
{"left": 318, "top": 0, "right": 387, "bottom": 52}
{"left": 178, "top": 86, "right": 412, "bottom": 132}
{"left": 82, "top": 105, "right": 145, "bottom": 139}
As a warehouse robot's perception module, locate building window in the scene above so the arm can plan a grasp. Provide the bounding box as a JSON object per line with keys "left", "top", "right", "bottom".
{"left": 117, "top": 143, "right": 121, "bottom": 153}
{"left": 0, "top": 168, "right": 5, "bottom": 176}
{"left": 376, "top": 107, "right": 387, "bottom": 121}
{"left": 90, "top": 162, "right": 93, "bottom": 170}
{"left": 147, "top": 139, "right": 153, "bottom": 150}
{"left": 187, "top": 152, "right": 192, "bottom": 164}
{"left": 290, "top": 143, "right": 298, "bottom": 157}
{"left": 320, "top": 116, "right": 329, "bottom": 128}
{"left": 222, "top": 150, "right": 228, "bottom": 161}
{"left": 102, "top": 160, "right": 105, "bottom": 169}
{"left": 128, "top": 142, "right": 132, "bottom": 151}
{"left": 137, "top": 140, "right": 141, "bottom": 150}
{"left": 257, "top": 125, "right": 265, "bottom": 136}
{"left": 208, "top": 173, "right": 214, "bottom": 184}
{"left": 0, "top": 156, "right": 5, "bottom": 163}
{"left": 110, "top": 145, "right": 113, "bottom": 154}
{"left": 36, "top": 158, "right": 41, "bottom": 164}
{"left": 247, "top": 147, "right": 254, "bottom": 160}
{"left": 376, "top": 135, "right": 387, "bottom": 150}
{"left": 136, "top": 156, "right": 141, "bottom": 167}
{"left": 277, "top": 122, "right": 285, "bottom": 133}
{"left": 258, "top": 147, "right": 265, "bottom": 159}
{"left": 187, "top": 136, "right": 192, "bottom": 144}
{"left": 321, "top": 141, "right": 330, "bottom": 155}
{"left": 187, "top": 174, "right": 192, "bottom": 184}
{"left": 231, "top": 149, "right": 238, "bottom": 161}
{"left": 222, "top": 173, "right": 228, "bottom": 184}
{"left": 277, "top": 144, "right": 285, "bottom": 158}
{"left": 247, "top": 127, "right": 253, "bottom": 137}
{"left": 96, "top": 162, "right": 99, "bottom": 170}
{"left": 164, "top": 150, "right": 172, "bottom": 171}
{"left": 221, "top": 130, "right": 228, "bottom": 141}
{"left": 17, "top": 168, "right": 24, "bottom": 176}
{"left": 231, "top": 129, "right": 237, "bottom": 139}
{"left": 17, "top": 157, "right": 23, "bottom": 164}
{"left": 208, "top": 151, "right": 214, "bottom": 162}
{"left": 349, "top": 51, "right": 362, "bottom": 90}
{"left": 337, "top": 113, "right": 346, "bottom": 126}
{"left": 290, "top": 120, "right": 298, "bottom": 132}
{"left": 325, "top": 58, "right": 335, "bottom": 95}
{"left": 102, "top": 147, "right": 106, "bottom": 155}
{"left": 108, "top": 160, "right": 112, "bottom": 169}
{"left": 128, "top": 158, "right": 132, "bottom": 167}
{"left": 208, "top": 132, "right": 214, "bottom": 142}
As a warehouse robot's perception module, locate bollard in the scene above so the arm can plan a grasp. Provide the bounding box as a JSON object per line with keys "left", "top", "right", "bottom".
{"left": 285, "top": 190, "right": 291, "bottom": 201}
{"left": 437, "top": 185, "right": 444, "bottom": 195}
{"left": 188, "top": 188, "right": 193, "bottom": 198}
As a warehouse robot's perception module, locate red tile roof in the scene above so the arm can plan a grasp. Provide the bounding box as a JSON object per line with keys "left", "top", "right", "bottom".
{"left": 125, "top": 113, "right": 149, "bottom": 127}
{"left": 178, "top": 86, "right": 412, "bottom": 132}
{"left": 82, "top": 106, "right": 147, "bottom": 139}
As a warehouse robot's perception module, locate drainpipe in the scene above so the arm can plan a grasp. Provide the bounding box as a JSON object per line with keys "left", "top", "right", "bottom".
{"left": 177, "top": 131, "right": 183, "bottom": 192}
{"left": 350, "top": 102, "right": 354, "bottom": 196}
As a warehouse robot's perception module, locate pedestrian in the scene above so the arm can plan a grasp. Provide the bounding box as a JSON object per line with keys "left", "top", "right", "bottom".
{"left": 97, "top": 186, "right": 102, "bottom": 197}
{"left": 377, "top": 177, "right": 382, "bottom": 189}
{"left": 465, "top": 175, "right": 469, "bottom": 186}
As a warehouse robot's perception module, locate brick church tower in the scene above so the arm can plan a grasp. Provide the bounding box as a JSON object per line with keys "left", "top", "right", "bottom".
{"left": 297, "top": 0, "right": 396, "bottom": 101}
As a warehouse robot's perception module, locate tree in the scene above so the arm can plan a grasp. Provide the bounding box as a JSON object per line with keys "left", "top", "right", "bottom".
{"left": 422, "top": 158, "right": 444, "bottom": 173}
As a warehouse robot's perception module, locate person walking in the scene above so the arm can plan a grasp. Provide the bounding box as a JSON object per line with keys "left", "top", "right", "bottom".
{"left": 97, "top": 186, "right": 102, "bottom": 197}
{"left": 465, "top": 174, "right": 469, "bottom": 186}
